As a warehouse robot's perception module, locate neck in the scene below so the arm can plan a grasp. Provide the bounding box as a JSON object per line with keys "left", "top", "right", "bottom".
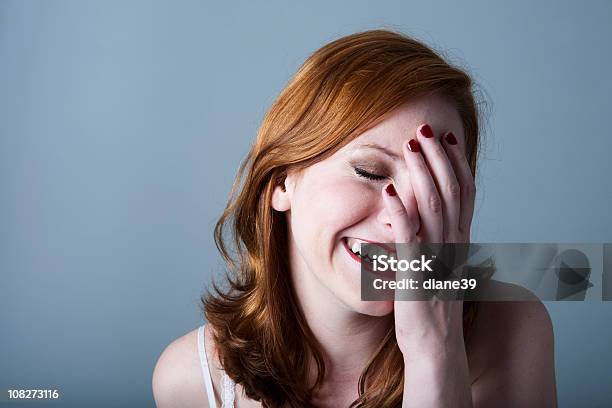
{"left": 289, "top": 251, "right": 393, "bottom": 383}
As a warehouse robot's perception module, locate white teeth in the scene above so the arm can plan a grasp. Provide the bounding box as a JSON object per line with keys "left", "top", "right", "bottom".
{"left": 347, "top": 238, "right": 397, "bottom": 260}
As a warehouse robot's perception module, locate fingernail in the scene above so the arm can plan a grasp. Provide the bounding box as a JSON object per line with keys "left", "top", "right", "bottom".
{"left": 445, "top": 132, "right": 457, "bottom": 145}
{"left": 419, "top": 124, "right": 434, "bottom": 138}
{"left": 407, "top": 138, "right": 420, "bottom": 153}
{"left": 385, "top": 184, "right": 397, "bottom": 196}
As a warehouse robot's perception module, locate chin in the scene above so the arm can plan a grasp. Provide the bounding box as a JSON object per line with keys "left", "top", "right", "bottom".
{"left": 334, "top": 239, "right": 395, "bottom": 317}
{"left": 352, "top": 299, "right": 395, "bottom": 316}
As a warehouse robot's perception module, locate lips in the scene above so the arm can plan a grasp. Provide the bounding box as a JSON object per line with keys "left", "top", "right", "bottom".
{"left": 345, "top": 237, "right": 396, "bottom": 255}
{"left": 344, "top": 237, "right": 397, "bottom": 259}
{"left": 342, "top": 237, "right": 365, "bottom": 264}
{"left": 342, "top": 237, "right": 397, "bottom": 278}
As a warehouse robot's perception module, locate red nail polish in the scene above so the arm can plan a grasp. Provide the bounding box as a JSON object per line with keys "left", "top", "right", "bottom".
{"left": 408, "top": 139, "right": 420, "bottom": 152}
{"left": 419, "top": 124, "right": 434, "bottom": 138}
{"left": 385, "top": 184, "right": 397, "bottom": 196}
{"left": 445, "top": 132, "right": 457, "bottom": 145}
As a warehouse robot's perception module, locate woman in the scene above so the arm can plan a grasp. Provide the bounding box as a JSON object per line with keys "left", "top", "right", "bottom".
{"left": 153, "top": 30, "right": 557, "bottom": 407}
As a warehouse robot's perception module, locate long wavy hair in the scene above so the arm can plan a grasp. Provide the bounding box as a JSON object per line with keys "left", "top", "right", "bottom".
{"left": 203, "top": 29, "right": 484, "bottom": 407}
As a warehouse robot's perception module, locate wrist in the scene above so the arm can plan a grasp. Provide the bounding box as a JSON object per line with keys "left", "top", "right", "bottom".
{"left": 400, "top": 335, "right": 466, "bottom": 365}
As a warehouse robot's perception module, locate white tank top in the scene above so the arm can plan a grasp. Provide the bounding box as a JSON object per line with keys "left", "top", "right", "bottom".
{"left": 197, "top": 325, "right": 236, "bottom": 408}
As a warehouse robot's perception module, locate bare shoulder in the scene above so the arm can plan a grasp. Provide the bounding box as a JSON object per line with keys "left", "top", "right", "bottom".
{"left": 468, "top": 283, "right": 557, "bottom": 407}
{"left": 152, "top": 324, "right": 222, "bottom": 408}
{"left": 469, "top": 283, "right": 554, "bottom": 354}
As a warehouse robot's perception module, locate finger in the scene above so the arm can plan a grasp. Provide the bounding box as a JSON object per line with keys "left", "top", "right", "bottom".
{"left": 402, "top": 128, "right": 444, "bottom": 243}
{"left": 382, "top": 183, "right": 424, "bottom": 301}
{"left": 381, "top": 182, "right": 419, "bottom": 243}
{"left": 416, "top": 124, "right": 461, "bottom": 242}
{"left": 441, "top": 131, "right": 476, "bottom": 237}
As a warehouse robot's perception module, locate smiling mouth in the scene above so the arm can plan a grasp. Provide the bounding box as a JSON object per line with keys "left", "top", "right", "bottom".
{"left": 341, "top": 237, "right": 397, "bottom": 272}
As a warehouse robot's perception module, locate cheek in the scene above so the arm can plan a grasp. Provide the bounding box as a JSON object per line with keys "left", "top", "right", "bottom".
{"left": 306, "top": 178, "right": 378, "bottom": 226}
{"left": 289, "top": 177, "right": 379, "bottom": 269}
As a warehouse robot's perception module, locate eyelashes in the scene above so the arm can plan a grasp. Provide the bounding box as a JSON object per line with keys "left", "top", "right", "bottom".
{"left": 353, "top": 166, "right": 387, "bottom": 181}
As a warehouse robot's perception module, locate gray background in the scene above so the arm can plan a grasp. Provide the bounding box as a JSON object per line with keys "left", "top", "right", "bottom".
{"left": 1, "top": 0, "right": 611, "bottom": 406}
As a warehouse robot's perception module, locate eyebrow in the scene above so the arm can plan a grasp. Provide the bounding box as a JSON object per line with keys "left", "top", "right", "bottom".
{"left": 355, "top": 143, "right": 401, "bottom": 160}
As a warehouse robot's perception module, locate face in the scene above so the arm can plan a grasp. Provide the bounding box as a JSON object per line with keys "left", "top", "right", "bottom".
{"left": 272, "top": 94, "right": 465, "bottom": 316}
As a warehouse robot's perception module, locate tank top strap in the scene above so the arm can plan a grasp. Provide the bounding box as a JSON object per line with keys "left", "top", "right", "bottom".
{"left": 220, "top": 371, "right": 236, "bottom": 407}
{"left": 198, "top": 325, "right": 237, "bottom": 408}
{"left": 197, "top": 325, "right": 218, "bottom": 408}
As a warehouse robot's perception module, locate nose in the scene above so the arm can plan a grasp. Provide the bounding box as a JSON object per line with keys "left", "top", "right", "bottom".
{"left": 376, "top": 179, "right": 420, "bottom": 237}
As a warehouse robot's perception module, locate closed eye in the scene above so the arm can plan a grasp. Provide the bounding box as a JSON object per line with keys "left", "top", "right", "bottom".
{"left": 354, "top": 167, "right": 386, "bottom": 181}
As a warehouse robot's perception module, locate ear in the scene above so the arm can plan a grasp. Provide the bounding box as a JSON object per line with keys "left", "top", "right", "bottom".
{"left": 271, "top": 172, "right": 296, "bottom": 212}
